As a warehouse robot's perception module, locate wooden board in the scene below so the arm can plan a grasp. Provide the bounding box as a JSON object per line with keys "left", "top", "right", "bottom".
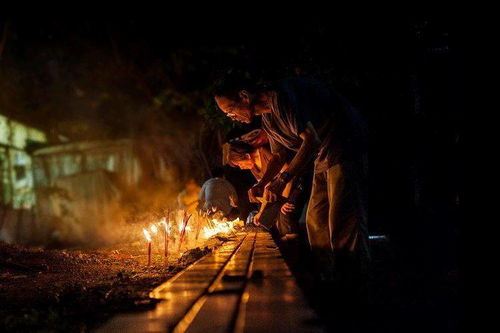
{"left": 97, "top": 231, "right": 324, "bottom": 333}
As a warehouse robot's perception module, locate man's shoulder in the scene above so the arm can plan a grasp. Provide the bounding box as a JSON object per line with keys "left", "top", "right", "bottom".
{"left": 277, "top": 77, "right": 329, "bottom": 93}
{"left": 278, "top": 77, "right": 341, "bottom": 113}
{"left": 274, "top": 77, "right": 330, "bottom": 108}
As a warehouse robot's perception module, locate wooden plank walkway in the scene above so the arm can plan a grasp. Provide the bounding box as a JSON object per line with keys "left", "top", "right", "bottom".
{"left": 97, "top": 230, "right": 324, "bottom": 333}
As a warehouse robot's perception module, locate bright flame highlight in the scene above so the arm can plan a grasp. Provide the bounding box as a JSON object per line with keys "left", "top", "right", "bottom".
{"left": 179, "top": 223, "right": 192, "bottom": 232}
{"left": 203, "top": 218, "right": 240, "bottom": 239}
{"left": 159, "top": 219, "right": 170, "bottom": 234}
{"left": 140, "top": 213, "right": 242, "bottom": 255}
{"left": 143, "top": 229, "right": 152, "bottom": 242}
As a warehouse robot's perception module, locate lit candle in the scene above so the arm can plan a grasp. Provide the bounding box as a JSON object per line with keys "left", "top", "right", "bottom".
{"left": 151, "top": 224, "right": 160, "bottom": 256}
{"left": 160, "top": 218, "right": 170, "bottom": 259}
{"left": 143, "top": 229, "right": 152, "bottom": 266}
{"left": 178, "top": 212, "right": 192, "bottom": 252}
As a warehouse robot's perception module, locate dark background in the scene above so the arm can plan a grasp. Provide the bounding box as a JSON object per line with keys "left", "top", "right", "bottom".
{"left": 1, "top": 14, "right": 460, "bottom": 331}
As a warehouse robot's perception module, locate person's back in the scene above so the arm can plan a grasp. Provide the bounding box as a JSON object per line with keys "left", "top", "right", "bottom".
{"left": 263, "top": 77, "right": 367, "bottom": 172}
{"left": 198, "top": 168, "right": 238, "bottom": 217}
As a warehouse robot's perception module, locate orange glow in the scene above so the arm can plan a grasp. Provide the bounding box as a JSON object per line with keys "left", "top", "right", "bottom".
{"left": 143, "top": 229, "right": 152, "bottom": 242}
{"left": 203, "top": 218, "right": 241, "bottom": 239}
{"left": 159, "top": 218, "right": 171, "bottom": 234}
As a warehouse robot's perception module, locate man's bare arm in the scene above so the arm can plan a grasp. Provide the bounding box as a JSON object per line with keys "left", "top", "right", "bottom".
{"left": 266, "top": 123, "right": 320, "bottom": 201}
{"left": 260, "top": 149, "right": 288, "bottom": 185}
{"left": 248, "top": 149, "right": 288, "bottom": 202}
{"left": 285, "top": 123, "right": 320, "bottom": 178}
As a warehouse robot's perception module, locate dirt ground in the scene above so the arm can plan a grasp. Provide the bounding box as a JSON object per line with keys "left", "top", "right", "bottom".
{"left": 0, "top": 237, "right": 227, "bottom": 332}
{"left": 1, "top": 232, "right": 459, "bottom": 333}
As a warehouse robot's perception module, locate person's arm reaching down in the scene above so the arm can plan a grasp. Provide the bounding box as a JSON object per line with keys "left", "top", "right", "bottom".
{"left": 248, "top": 148, "right": 288, "bottom": 202}
{"left": 266, "top": 123, "right": 320, "bottom": 201}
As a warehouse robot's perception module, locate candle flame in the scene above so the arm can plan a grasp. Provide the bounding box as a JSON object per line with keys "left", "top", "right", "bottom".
{"left": 178, "top": 223, "right": 192, "bottom": 232}
{"left": 202, "top": 218, "right": 240, "bottom": 239}
{"left": 143, "top": 229, "right": 152, "bottom": 242}
{"left": 159, "top": 219, "right": 171, "bottom": 234}
{"left": 140, "top": 212, "right": 242, "bottom": 249}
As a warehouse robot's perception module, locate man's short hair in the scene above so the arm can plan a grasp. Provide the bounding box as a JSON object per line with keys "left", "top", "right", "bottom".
{"left": 224, "top": 140, "right": 255, "bottom": 167}
{"left": 212, "top": 69, "right": 257, "bottom": 101}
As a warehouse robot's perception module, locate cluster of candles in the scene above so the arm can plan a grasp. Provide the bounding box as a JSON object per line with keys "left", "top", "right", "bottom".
{"left": 142, "top": 218, "right": 171, "bottom": 266}
{"left": 141, "top": 212, "right": 242, "bottom": 266}
{"left": 202, "top": 219, "right": 237, "bottom": 239}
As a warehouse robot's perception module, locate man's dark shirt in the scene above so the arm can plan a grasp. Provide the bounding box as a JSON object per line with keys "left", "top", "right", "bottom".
{"left": 262, "top": 78, "right": 367, "bottom": 173}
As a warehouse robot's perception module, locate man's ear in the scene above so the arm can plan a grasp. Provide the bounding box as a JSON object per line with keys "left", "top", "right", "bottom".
{"left": 245, "top": 153, "right": 252, "bottom": 160}
{"left": 239, "top": 90, "right": 250, "bottom": 103}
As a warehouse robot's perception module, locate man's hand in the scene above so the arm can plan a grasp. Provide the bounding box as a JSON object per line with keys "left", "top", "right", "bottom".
{"left": 248, "top": 183, "right": 265, "bottom": 203}
{"left": 253, "top": 214, "right": 262, "bottom": 226}
{"left": 203, "top": 203, "right": 220, "bottom": 217}
{"left": 280, "top": 202, "right": 296, "bottom": 215}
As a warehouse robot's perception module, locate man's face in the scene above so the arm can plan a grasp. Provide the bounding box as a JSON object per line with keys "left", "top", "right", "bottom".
{"left": 215, "top": 92, "right": 253, "bottom": 124}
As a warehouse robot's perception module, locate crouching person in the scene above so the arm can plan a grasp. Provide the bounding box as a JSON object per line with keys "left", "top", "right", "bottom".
{"left": 223, "top": 139, "right": 307, "bottom": 240}
{"left": 198, "top": 167, "right": 239, "bottom": 220}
